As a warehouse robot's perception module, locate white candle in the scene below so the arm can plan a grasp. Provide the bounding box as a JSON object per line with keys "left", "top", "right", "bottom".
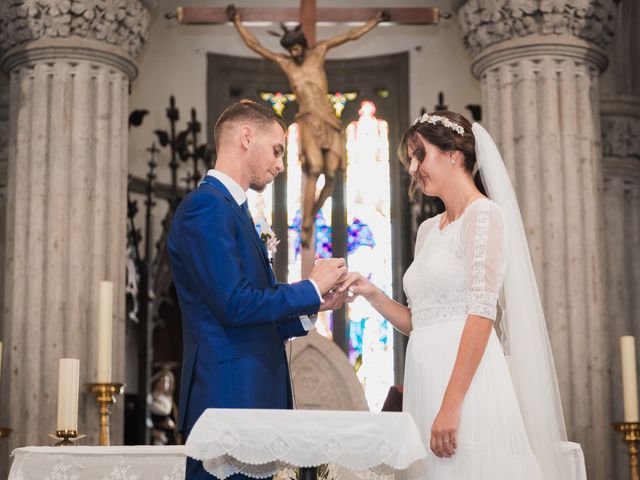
{"left": 56, "top": 358, "right": 80, "bottom": 431}
{"left": 621, "top": 336, "right": 639, "bottom": 422}
{"left": 97, "top": 281, "right": 113, "bottom": 383}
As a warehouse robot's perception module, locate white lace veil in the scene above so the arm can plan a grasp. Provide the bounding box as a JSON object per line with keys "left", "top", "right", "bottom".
{"left": 472, "top": 122, "right": 569, "bottom": 478}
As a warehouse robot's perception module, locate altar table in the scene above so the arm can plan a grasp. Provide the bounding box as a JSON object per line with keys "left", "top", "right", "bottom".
{"left": 7, "top": 411, "right": 586, "bottom": 480}
{"left": 186, "top": 408, "right": 427, "bottom": 479}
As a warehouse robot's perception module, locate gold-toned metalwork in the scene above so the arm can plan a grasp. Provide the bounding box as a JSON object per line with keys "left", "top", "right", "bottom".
{"left": 87, "top": 383, "right": 125, "bottom": 446}
{"left": 49, "top": 429, "right": 85, "bottom": 446}
{"left": 613, "top": 422, "right": 640, "bottom": 480}
{"left": 0, "top": 427, "right": 12, "bottom": 439}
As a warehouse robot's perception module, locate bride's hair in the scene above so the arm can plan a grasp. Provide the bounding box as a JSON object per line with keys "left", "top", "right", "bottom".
{"left": 398, "top": 110, "right": 485, "bottom": 198}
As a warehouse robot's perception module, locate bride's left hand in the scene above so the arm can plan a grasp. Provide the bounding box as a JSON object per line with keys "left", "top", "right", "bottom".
{"left": 430, "top": 403, "right": 461, "bottom": 458}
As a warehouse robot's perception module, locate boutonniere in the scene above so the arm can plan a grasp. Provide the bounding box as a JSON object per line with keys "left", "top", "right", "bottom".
{"left": 255, "top": 216, "right": 280, "bottom": 264}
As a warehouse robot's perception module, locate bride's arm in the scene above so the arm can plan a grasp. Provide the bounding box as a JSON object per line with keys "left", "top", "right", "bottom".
{"left": 338, "top": 216, "right": 438, "bottom": 335}
{"left": 338, "top": 273, "right": 412, "bottom": 335}
{"left": 431, "top": 201, "right": 508, "bottom": 459}
{"left": 431, "top": 315, "right": 493, "bottom": 458}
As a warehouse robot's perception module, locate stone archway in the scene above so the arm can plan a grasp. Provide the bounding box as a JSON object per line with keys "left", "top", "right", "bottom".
{"left": 290, "top": 331, "right": 368, "bottom": 411}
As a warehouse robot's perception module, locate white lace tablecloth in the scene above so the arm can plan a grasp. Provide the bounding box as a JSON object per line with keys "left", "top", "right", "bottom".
{"left": 8, "top": 445, "right": 186, "bottom": 480}
{"left": 185, "top": 409, "right": 427, "bottom": 479}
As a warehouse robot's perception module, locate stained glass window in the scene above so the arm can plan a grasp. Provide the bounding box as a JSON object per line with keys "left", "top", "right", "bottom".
{"left": 259, "top": 91, "right": 358, "bottom": 118}
{"left": 256, "top": 100, "right": 394, "bottom": 411}
{"left": 286, "top": 124, "right": 334, "bottom": 338}
{"left": 344, "top": 101, "right": 393, "bottom": 412}
{"left": 285, "top": 102, "right": 394, "bottom": 410}
{"left": 328, "top": 92, "right": 358, "bottom": 118}
{"left": 259, "top": 92, "right": 296, "bottom": 117}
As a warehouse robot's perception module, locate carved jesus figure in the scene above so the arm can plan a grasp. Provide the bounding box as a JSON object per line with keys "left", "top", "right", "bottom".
{"left": 228, "top": 5, "right": 388, "bottom": 245}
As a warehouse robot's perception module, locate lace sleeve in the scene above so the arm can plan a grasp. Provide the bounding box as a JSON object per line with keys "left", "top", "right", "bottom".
{"left": 461, "top": 201, "right": 508, "bottom": 321}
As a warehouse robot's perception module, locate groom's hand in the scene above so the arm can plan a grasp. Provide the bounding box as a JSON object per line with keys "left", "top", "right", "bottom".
{"left": 309, "top": 258, "right": 347, "bottom": 295}
{"left": 319, "top": 289, "right": 349, "bottom": 312}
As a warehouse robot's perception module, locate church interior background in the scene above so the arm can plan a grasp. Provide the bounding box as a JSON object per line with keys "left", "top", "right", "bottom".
{"left": 0, "top": 0, "right": 639, "bottom": 479}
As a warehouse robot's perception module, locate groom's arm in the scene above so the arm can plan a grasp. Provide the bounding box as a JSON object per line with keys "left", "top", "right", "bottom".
{"left": 279, "top": 286, "right": 349, "bottom": 340}
{"left": 278, "top": 316, "right": 311, "bottom": 340}
{"left": 177, "top": 192, "right": 321, "bottom": 327}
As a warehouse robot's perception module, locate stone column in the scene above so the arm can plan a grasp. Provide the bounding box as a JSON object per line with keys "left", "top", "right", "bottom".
{"left": 600, "top": 1, "right": 640, "bottom": 477}
{"left": 0, "top": 0, "right": 151, "bottom": 470}
{"left": 458, "top": 1, "right": 615, "bottom": 478}
{"left": 0, "top": 73, "right": 8, "bottom": 323}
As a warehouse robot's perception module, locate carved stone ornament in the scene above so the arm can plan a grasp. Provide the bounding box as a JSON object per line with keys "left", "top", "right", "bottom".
{"left": 0, "top": 0, "right": 151, "bottom": 59}
{"left": 458, "top": 0, "right": 616, "bottom": 56}
{"left": 602, "top": 117, "right": 640, "bottom": 160}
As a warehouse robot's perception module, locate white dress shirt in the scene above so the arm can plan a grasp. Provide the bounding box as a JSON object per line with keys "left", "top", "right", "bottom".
{"left": 205, "top": 169, "right": 320, "bottom": 330}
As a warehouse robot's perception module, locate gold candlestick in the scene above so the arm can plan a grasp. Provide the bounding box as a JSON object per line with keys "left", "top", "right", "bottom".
{"left": 48, "top": 429, "right": 85, "bottom": 446}
{"left": 614, "top": 422, "right": 640, "bottom": 480}
{"left": 0, "top": 428, "right": 12, "bottom": 439}
{"left": 87, "top": 382, "right": 125, "bottom": 446}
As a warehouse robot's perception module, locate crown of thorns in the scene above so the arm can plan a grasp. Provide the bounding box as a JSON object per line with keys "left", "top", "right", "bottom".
{"left": 268, "top": 23, "right": 308, "bottom": 49}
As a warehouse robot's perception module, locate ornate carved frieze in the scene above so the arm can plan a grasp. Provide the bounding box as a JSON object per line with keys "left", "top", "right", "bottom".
{"left": 601, "top": 95, "right": 640, "bottom": 163}
{"left": 602, "top": 117, "right": 640, "bottom": 160}
{"left": 458, "top": 0, "right": 616, "bottom": 56}
{"left": 0, "top": 0, "right": 151, "bottom": 59}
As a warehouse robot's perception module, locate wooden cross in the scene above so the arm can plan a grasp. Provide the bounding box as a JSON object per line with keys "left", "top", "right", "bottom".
{"left": 174, "top": 0, "right": 444, "bottom": 46}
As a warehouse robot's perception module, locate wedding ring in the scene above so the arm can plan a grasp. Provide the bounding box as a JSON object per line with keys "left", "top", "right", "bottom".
{"left": 443, "top": 440, "right": 450, "bottom": 444}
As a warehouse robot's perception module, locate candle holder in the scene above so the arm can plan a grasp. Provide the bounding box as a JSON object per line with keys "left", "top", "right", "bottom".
{"left": 613, "top": 422, "right": 640, "bottom": 480}
{"left": 49, "top": 430, "right": 85, "bottom": 446}
{"left": 0, "top": 427, "right": 12, "bottom": 439}
{"left": 87, "top": 382, "right": 125, "bottom": 446}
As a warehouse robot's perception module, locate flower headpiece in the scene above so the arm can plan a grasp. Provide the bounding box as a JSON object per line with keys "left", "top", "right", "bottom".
{"left": 413, "top": 113, "right": 465, "bottom": 136}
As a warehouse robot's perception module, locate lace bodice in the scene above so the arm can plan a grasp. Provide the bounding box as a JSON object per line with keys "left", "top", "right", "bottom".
{"left": 403, "top": 198, "right": 508, "bottom": 331}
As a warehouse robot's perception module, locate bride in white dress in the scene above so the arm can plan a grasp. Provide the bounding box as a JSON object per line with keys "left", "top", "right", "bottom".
{"left": 339, "top": 112, "right": 570, "bottom": 479}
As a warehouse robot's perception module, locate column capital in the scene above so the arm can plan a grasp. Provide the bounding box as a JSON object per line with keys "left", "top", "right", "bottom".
{"left": 470, "top": 33, "right": 608, "bottom": 78}
{"left": 0, "top": 0, "right": 152, "bottom": 77}
{"left": 2, "top": 37, "right": 139, "bottom": 79}
{"left": 458, "top": 0, "right": 616, "bottom": 58}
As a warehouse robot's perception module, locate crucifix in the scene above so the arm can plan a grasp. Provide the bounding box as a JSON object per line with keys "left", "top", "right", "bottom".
{"left": 173, "top": 3, "right": 444, "bottom": 44}
{"left": 171, "top": 1, "right": 444, "bottom": 283}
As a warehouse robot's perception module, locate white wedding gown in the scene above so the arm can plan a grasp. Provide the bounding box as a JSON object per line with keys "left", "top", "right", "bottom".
{"left": 401, "top": 198, "right": 542, "bottom": 479}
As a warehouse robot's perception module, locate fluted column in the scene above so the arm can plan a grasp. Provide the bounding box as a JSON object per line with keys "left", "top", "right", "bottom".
{"left": 0, "top": 73, "right": 8, "bottom": 323}
{"left": 459, "top": 1, "right": 615, "bottom": 478}
{"left": 0, "top": 0, "right": 151, "bottom": 470}
{"left": 600, "top": 0, "right": 640, "bottom": 476}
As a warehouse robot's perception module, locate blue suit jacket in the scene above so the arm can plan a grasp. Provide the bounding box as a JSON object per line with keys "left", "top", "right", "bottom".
{"left": 167, "top": 175, "right": 321, "bottom": 433}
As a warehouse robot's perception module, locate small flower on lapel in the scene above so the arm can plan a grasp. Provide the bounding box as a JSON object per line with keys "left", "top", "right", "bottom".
{"left": 255, "top": 216, "right": 280, "bottom": 262}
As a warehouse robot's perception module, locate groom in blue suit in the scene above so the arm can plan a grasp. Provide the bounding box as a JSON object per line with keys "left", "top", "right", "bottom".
{"left": 168, "top": 100, "right": 347, "bottom": 479}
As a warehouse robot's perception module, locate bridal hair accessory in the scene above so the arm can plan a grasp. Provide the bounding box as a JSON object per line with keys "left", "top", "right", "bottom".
{"left": 413, "top": 113, "right": 465, "bottom": 136}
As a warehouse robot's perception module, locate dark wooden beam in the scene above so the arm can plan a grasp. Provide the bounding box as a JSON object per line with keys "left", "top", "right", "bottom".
{"left": 176, "top": 7, "right": 441, "bottom": 26}
{"left": 300, "top": 0, "right": 316, "bottom": 46}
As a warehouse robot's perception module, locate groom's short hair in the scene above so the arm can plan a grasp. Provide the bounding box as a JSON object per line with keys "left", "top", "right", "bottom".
{"left": 214, "top": 99, "right": 286, "bottom": 149}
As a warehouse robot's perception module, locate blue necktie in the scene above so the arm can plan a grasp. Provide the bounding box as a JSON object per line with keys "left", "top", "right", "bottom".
{"left": 240, "top": 201, "right": 252, "bottom": 221}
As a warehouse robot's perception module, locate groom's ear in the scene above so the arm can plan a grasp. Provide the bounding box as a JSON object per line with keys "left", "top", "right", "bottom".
{"left": 240, "top": 125, "right": 254, "bottom": 150}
